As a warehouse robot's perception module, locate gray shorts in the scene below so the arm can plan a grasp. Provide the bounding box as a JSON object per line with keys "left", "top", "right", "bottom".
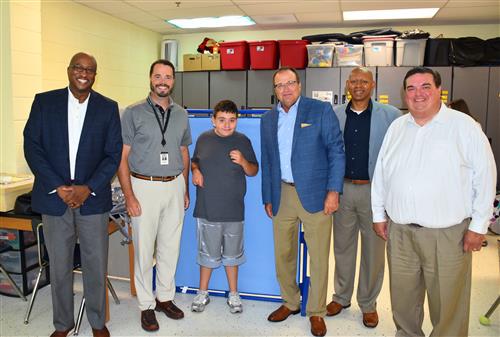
{"left": 196, "top": 217, "right": 246, "bottom": 268}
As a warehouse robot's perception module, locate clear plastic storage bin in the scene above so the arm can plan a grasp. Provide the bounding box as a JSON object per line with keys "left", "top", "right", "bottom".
{"left": 306, "top": 44, "right": 336, "bottom": 67}
{"left": 396, "top": 39, "right": 427, "bottom": 66}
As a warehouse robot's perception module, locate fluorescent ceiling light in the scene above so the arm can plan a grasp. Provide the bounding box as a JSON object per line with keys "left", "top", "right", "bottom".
{"left": 168, "top": 15, "right": 255, "bottom": 29}
{"left": 343, "top": 8, "right": 439, "bottom": 21}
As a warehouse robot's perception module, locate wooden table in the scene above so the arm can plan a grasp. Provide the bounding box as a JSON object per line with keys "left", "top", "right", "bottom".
{"left": 0, "top": 212, "right": 127, "bottom": 322}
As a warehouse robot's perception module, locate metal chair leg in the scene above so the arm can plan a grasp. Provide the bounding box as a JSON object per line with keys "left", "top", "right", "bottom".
{"left": 0, "top": 264, "right": 26, "bottom": 301}
{"left": 73, "top": 297, "right": 86, "bottom": 336}
{"left": 24, "top": 266, "right": 45, "bottom": 324}
{"left": 107, "top": 278, "right": 120, "bottom": 304}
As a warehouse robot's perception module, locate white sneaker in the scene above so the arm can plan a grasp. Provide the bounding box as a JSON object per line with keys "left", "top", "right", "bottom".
{"left": 227, "top": 292, "right": 243, "bottom": 314}
{"left": 191, "top": 290, "right": 210, "bottom": 312}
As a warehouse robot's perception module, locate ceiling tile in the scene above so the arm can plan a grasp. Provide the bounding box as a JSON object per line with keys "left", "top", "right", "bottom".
{"left": 444, "top": 0, "right": 499, "bottom": 8}
{"left": 251, "top": 14, "right": 297, "bottom": 24}
{"left": 74, "top": 0, "right": 140, "bottom": 15}
{"left": 114, "top": 10, "right": 162, "bottom": 23}
{"left": 296, "top": 11, "right": 342, "bottom": 24}
{"left": 340, "top": 0, "right": 447, "bottom": 11}
{"left": 240, "top": 1, "right": 341, "bottom": 15}
{"left": 125, "top": 0, "right": 234, "bottom": 12}
{"left": 434, "top": 6, "right": 500, "bottom": 22}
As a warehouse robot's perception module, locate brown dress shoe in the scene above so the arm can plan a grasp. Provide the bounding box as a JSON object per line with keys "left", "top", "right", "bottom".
{"left": 326, "top": 300, "right": 350, "bottom": 316}
{"left": 267, "top": 305, "right": 301, "bottom": 322}
{"left": 309, "top": 316, "right": 327, "bottom": 336}
{"left": 155, "top": 299, "right": 184, "bottom": 320}
{"left": 363, "top": 311, "right": 379, "bottom": 328}
{"left": 92, "top": 326, "right": 110, "bottom": 337}
{"left": 50, "top": 327, "right": 73, "bottom": 337}
{"left": 141, "top": 309, "right": 159, "bottom": 332}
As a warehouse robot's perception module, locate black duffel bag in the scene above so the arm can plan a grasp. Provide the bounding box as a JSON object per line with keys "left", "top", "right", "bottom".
{"left": 482, "top": 37, "right": 500, "bottom": 65}
{"left": 450, "top": 37, "right": 485, "bottom": 66}
{"left": 424, "top": 38, "right": 455, "bottom": 66}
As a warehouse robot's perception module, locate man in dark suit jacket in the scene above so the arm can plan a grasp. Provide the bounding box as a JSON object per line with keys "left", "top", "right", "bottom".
{"left": 24, "top": 52, "right": 122, "bottom": 337}
{"left": 261, "top": 67, "right": 345, "bottom": 337}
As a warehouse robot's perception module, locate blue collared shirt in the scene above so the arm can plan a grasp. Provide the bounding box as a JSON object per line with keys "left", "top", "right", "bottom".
{"left": 277, "top": 97, "right": 300, "bottom": 183}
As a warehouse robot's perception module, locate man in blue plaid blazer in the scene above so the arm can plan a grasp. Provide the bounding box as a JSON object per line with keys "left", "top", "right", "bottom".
{"left": 261, "top": 67, "right": 345, "bottom": 337}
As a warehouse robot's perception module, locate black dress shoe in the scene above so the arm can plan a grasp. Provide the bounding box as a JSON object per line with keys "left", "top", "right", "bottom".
{"left": 155, "top": 299, "right": 184, "bottom": 320}
{"left": 141, "top": 309, "right": 159, "bottom": 332}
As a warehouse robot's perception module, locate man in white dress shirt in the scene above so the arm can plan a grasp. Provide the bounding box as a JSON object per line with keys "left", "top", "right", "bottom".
{"left": 24, "top": 52, "right": 122, "bottom": 337}
{"left": 371, "top": 67, "right": 496, "bottom": 337}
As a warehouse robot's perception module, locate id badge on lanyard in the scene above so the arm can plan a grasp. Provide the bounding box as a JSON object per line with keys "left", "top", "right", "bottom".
{"left": 160, "top": 152, "right": 169, "bottom": 165}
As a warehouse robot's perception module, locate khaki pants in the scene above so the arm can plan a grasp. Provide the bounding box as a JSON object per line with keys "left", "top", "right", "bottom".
{"left": 131, "top": 175, "right": 185, "bottom": 311}
{"left": 388, "top": 219, "right": 472, "bottom": 337}
{"left": 333, "top": 181, "right": 385, "bottom": 312}
{"left": 273, "top": 182, "right": 332, "bottom": 316}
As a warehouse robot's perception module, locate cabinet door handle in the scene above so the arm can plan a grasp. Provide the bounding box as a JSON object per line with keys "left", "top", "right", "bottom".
{"left": 334, "top": 95, "right": 338, "bottom": 105}
{"left": 342, "top": 95, "right": 346, "bottom": 104}
{"left": 271, "top": 95, "right": 275, "bottom": 105}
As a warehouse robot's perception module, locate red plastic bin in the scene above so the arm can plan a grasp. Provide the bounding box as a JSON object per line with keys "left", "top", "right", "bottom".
{"left": 219, "top": 41, "right": 249, "bottom": 70}
{"left": 248, "top": 40, "right": 279, "bottom": 70}
{"left": 278, "top": 40, "right": 309, "bottom": 69}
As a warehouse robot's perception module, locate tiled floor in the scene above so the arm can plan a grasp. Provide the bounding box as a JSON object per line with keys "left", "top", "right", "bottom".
{"left": 1, "top": 235, "right": 498, "bottom": 337}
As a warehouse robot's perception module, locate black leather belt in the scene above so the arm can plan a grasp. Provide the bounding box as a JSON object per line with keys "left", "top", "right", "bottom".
{"left": 131, "top": 172, "right": 179, "bottom": 182}
{"left": 281, "top": 180, "right": 295, "bottom": 187}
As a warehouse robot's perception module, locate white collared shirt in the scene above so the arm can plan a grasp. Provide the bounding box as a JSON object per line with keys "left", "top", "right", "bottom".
{"left": 67, "top": 87, "right": 90, "bottom": 180}
{"left": 371, "top": 103, "right": 496, "bottom": 233}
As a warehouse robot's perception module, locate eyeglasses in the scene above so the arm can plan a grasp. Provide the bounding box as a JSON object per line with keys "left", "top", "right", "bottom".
{"left": 70, "top": 64, "right": 96, "bottom": 75}
{"left": 274, "top": 80, "right": 297, "bottom": 90}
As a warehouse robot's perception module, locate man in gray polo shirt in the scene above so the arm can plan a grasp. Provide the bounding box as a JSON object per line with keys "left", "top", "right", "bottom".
{"left": 117, "top": 59, "right": 191, "bottom": 332}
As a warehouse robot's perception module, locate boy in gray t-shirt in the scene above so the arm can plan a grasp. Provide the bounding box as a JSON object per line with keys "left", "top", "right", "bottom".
{"left": 190, "top": 100, "right": 258, "bottom": 314}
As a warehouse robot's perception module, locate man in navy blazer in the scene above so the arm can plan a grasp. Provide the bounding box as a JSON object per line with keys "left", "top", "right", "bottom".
{"left": 24, "top": 52, "right": 122, "bottom": 337}
{"left": 261, "top": 67, "right": 345, "bottom": 337}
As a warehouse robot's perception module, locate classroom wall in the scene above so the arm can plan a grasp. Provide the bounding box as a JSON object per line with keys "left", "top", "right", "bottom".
{"left": 41, "top": 1, "right": 161, "bottom": 107}
{"left": 1, "top": 0, "right": 42, "bottom": 174}
{"left": 163, "top": 23, "right": 500, "bottom": 71}
{"left": 2, "top": 0, "right": 162, "bottom": 175}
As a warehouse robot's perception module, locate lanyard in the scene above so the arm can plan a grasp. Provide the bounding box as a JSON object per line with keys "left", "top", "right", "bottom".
{"left": 147, "top": 97, "right": 171, "bottom": 147}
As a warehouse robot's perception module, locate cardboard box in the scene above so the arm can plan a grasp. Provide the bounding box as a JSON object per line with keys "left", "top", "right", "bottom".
{"left": 0, "top": 174, "right": 34, "bottom": 212}
{"left": 201, "top": 54, "right": 221, "bottom": 71}
{"left": 183, "top": 54, "right": 202, "bottom": 71}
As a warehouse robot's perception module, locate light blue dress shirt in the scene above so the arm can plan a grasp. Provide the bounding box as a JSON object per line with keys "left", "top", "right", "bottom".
{"left": 277, "top": 97, "right": 300, "bottom": 183}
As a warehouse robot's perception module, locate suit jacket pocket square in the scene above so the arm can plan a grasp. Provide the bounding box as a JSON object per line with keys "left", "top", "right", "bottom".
{"left": 301, "top": 123, "right": 312, "bottom": 128}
